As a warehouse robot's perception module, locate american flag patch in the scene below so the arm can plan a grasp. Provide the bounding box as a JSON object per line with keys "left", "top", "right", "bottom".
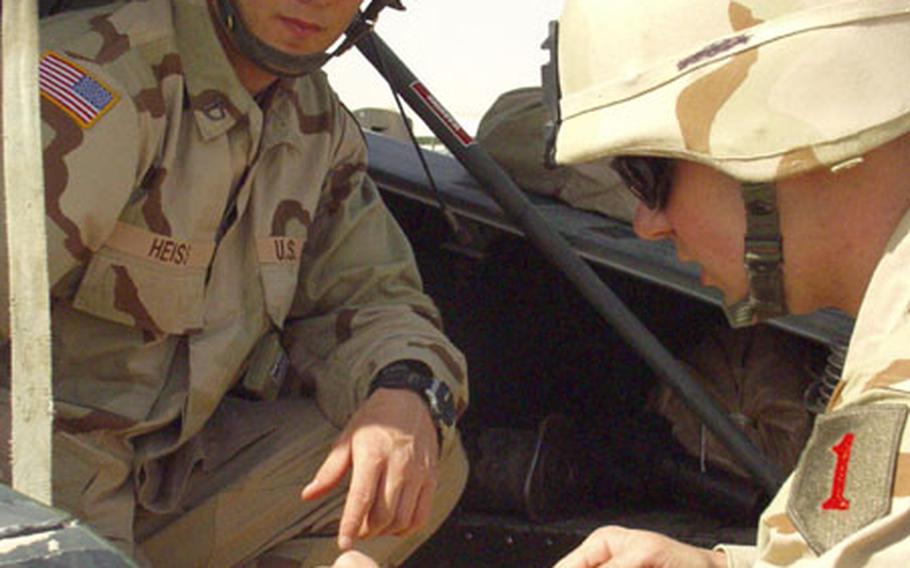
{"left": 39, "top": 52, "right": 119, "bottom": 128}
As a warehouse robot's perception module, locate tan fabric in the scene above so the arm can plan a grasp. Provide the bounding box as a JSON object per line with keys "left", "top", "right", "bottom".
{"left": 718, "top": 208, "right": 910, "bottom": 566}
{"left": 0, "top": 0, "right": 468, "bottom": 564}
{"left": 133, "top": 397, "right": 468, "bottom": 568}
{"left": 651, "top": 326, "right": 815, "bottom": 479}
{"left": 554, "top": 0, "right": 910, "bottom": 183}
{"left": 0, "top": 390, "right": 468, "bottom": 567}
{"left": 476, "top": 87, "right": 637, "bottom": 222}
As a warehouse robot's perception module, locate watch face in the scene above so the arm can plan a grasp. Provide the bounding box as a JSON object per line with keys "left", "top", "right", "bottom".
{"left": 426, "top": 378, "right": 456, "bottom": 428}
{"left": 371, "top": 363, "right": 457, "bottom": 428}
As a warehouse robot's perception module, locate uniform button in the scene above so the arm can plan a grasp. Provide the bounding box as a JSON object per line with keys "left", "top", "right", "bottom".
{"left": 203, "top": 100, "right": 227, "bottom": 121}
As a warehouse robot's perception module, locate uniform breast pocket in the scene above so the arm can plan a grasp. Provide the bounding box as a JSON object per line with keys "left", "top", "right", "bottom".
{"left": 73, "top": 224, "right": 212, "bottom": 335}
{"left": 257, "top": 236, "right": 304, "bottom": 328}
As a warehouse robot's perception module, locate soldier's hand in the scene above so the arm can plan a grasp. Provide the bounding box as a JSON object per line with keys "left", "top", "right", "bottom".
{"left": 301, "top": 388, "right": 439, "bottom": 551}
{"left": 554, "top": 526, "right": 726, "bottom": 568}
{"left": 327, "top": 550, "right": 380, "bottom": 568}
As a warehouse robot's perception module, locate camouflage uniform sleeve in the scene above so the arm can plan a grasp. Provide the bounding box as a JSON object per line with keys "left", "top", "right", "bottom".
{"left": 713, "top": 544, "right": 758, "bottom": 568}
{"left": 0, "top": 45, "right": 147, "bottom": 341}
{"left": 282, "top": 100, "right": 468, "bottom": 433}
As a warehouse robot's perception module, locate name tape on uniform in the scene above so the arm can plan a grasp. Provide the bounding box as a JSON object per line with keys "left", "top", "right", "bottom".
{"left": 106, "top": 222, "right": 215, "bottom": 268}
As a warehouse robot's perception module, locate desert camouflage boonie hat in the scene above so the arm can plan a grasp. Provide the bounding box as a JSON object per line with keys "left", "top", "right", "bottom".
{"left": 550, "top": 0, "right": 910, "bottom": 182}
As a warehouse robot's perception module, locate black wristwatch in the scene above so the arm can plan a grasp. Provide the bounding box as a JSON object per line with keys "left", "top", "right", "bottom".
{"left": 368, "top": 360, "right": 457, "bottom": 429}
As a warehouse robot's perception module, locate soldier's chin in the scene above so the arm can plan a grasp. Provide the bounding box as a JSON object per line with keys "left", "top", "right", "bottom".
{"left": 245, "top": 39, "right": 334, "bottom": 78}
{"left": 271, "top": 39, "right": 329, "bottom": 58}
{"left": 699, "top": 271, "right": 725, "bottom": 294}
{"left": 710, "top": 280, "right": 745, "bottom": 307}
{"left": 275, "top": 30, "right": 344, "bottom": 58}
{"left": 700, "top": 272, "right": 742, "bottom": 303}
{"left": 720, "top": 287, "right": 748, "bottom": 306}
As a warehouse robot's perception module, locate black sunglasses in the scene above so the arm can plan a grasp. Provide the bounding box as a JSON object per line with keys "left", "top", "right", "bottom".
{"left": 610, "top": 156, "right": 676, "bottom": 211}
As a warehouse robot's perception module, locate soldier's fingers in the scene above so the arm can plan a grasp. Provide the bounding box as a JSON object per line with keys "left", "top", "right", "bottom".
{"left": 302, "top": 436, "right": 353, "bottom": 501}
{"left": 369, "top": 445, "right": 420, "bottom": 537}
{"left": 594, "top": 555, "right": 633, "bottom": 568}
{"left": 358, "top": 511, "right": 370, "bottom": 539}
{"left": 553, "top": 529, "right": 614, "bottom": 568}
{"left": 361, "top": 467, "right": 402, "bottom": 538}
{"left": 553, "top": 548, "right": 597, "bottom": 568}
{"left": 387, "top": 474, "right": 422, "bottom": 536}
{"left": 337, "top": 450, "right": 384, "bottom": 550}
{"left": 408, "top": 475, "right": 437, "bottom": 535}
{"left": 330, "top": 550, "right": 380, "bottom": 568}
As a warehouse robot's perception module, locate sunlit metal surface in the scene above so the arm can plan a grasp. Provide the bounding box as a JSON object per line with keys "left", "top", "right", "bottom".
{"left": 3, "top": 0, "right": 54, "bottom": 505}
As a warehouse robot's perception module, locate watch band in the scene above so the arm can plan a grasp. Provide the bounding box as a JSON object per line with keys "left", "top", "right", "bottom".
{"left": 368, "top": 360, "right": 457, "bottom": 429}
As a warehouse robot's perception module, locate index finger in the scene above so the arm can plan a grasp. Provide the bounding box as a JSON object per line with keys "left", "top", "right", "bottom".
{"left": 554, "top": 531, "right": 614, "bottom": 568}
{"left": 337, "top": 450, "right": 384, "bottom": 550}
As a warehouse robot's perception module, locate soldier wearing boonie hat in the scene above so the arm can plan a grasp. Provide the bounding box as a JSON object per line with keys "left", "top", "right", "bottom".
{"left": 1, "top": 0, "right": 469, "bottom": 566}
{"left": 546, "top": 0, "right": 910, "bottom": 566}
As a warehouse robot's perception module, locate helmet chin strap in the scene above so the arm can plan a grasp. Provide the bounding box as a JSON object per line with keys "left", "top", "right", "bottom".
{"left": 213, "top": 0, "right": 403, "bottom": 79}
{"left": 214, "top": 0, "right": 330, "bottom": 78}
{"left": 723, "top": 182, "right": 789, "bottom": 327}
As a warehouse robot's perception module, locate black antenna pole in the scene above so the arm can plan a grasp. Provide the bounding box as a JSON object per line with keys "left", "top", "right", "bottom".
{"left": 354, "top": 29, "right": 786, "bottom": 495}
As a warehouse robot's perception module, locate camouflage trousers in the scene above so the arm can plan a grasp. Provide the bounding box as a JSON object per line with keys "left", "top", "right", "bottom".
{"left": 0, "top": 390, "right": 468, "bottom": 567}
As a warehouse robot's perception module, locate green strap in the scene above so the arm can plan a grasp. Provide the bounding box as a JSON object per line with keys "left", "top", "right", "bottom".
{"left": 723, "top": 182, "right": 788, "bottom": 327}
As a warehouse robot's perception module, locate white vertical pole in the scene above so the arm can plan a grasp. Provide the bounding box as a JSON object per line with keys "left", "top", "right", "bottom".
{"left": 2, "top": 0, "right": 55, "bottom": 505}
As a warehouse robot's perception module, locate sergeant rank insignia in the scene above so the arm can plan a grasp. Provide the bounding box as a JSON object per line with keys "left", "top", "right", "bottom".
{"left": 788, "top": 404, "right": 908, "bottom": 555}
{"left": 39, "top": 52, "right": 119, "bottom": 129}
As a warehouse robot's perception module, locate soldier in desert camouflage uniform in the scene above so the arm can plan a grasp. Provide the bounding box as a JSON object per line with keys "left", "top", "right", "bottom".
{"left": 0, "top": 1, "right": 469, "bottom": 566}
{"left": 545, "top": 0, "right": 910, "bottom": 566}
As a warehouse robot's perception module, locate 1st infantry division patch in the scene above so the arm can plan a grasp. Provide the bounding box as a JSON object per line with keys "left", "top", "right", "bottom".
{"left": 39, "top": 52, "right": 119, "bottom": 129}
{"left": 788, "top": 404, "right": 908, "bottom": 555}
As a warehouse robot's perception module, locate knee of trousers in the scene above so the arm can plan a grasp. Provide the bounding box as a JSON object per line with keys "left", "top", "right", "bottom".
{"left": 433, "top": 431, "right": 470, "bottom": 519}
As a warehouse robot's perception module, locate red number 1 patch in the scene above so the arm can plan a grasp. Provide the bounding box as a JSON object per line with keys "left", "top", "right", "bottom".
{"left": 788, "top": 405, "right": 906, "bottom": 555}
{"left": 822, "top": 432, "right": 855, "bottom": 511}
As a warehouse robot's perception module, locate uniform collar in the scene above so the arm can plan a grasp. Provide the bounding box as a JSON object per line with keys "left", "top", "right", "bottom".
{"left": 255, "top": 75, "right": 334, "bottom": 154}
{"left": 172, "top": 0, "right": 257, "bottom": 140}
{"left": 265, "top": 80, "right": 309, "bottom": 149}
{"left": 841, "top": 205, "right": 910, "bottom": 391}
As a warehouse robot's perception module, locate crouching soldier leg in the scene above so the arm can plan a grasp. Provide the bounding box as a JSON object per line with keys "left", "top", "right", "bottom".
{"left": 135, "top": 396, "right": 467, "bottom": 568}
{"left": 251, "top": 433, "right": 467, "bottom": 568}
{"left": 0, "top": 388, "right": 138, "bottom": 558}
